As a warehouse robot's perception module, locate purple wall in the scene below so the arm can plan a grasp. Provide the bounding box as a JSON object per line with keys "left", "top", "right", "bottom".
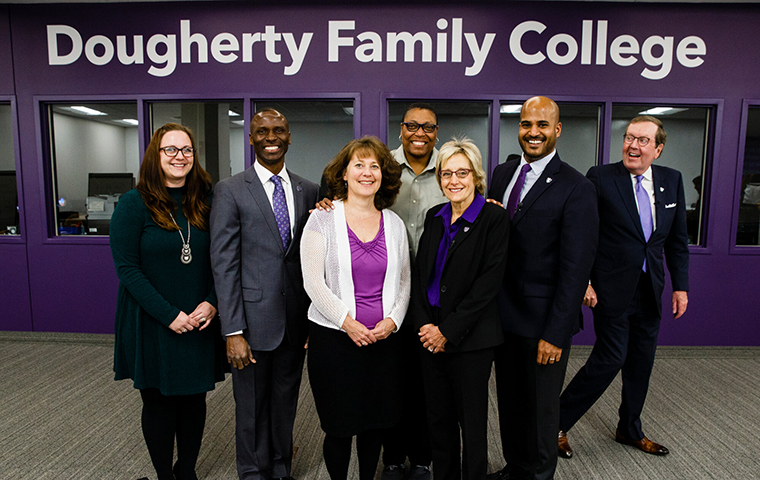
{"left": 3, "top": 1, "right": 760, "bottom": 345}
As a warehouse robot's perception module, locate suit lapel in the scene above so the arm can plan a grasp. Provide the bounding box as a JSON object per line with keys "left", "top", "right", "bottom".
{"left": 287, "top": 171, "right": 305, "bottom": 255}
{"left": 492, "top": 160, "right": 520, "bottom": 201}
{"left": 245, "top": 167, "right": 285, "bottom": 252}
{"left": 511, "top": 155, "right": 561, "bottom": 225}
{"left": 613, "top": 162, "right": 646, "bottom": 241}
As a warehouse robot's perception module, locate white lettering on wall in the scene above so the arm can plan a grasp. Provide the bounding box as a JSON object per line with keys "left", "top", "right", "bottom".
{"left": 509, "top": 20, "right": 706, "bottom": 80}
{"left": 45, "top": 18, "right": 706, "bottom": 80}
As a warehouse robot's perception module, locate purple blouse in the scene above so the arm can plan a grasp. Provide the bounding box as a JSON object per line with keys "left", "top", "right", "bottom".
{"left": 426, "top": 194, "right": 486, "bottom": 307}
{"left": 348, "top": 217, "right": 388, "bottom": 329}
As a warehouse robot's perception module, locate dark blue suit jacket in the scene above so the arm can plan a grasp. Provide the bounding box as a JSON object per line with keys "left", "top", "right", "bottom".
{"left": 587, "top": 161, "right": 689, "bottom": 318}
{"left": 489, "top": 154, "right": 598, "bottom": 349}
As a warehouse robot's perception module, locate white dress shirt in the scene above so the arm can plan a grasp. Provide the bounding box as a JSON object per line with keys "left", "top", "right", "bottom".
{"left": 502, "top": 150, "right": 558, "bottom": 207}
{"left": 253, "top": 160, "right": 295, "bottom": 235}
{"left": 630, "top": 166, "right": 657, "bottom": 231}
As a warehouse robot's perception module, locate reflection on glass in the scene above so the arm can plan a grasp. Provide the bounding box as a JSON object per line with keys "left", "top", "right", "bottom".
{"left": 255, "top": 100, "right": 355, "bottom": 185}
{"left": 737, "top": 107, "right": 760, "bottom": 246}
{"left": 611, "top": 105, "right": 710, "bottom": 246}
{"left": 499, "top": 102, "right": 600, "bottom": 176}
{"left": 0, "top": 103, "right": 19, "bottom": 235}
{"left": 48, "top": 103, "right": 139, "bottom": 236}
{"left": 388, "top": 101, "right": 490, "bottom": 174}
{"left": 151, "top": 101, "right": 245, "bottom": 184}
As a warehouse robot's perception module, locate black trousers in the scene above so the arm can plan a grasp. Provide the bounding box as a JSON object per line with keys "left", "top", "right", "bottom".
{"left": 494, "top": 333, "right": 569, "bottom": 480}
{"left": 420, "top": 346, "right": 494, "bottom": 480}
{"left": 323, "top": 429, "right": 383, "bottom": 480}
{"left": 381, "top": 321, "right": 431, "bottom": 467}
{"left": 139, "top": 388, "right": 207, "bottom": 480}
{"left": 231, "top": 335, "right": 306, "bottom": 480}
{"left": 560, "top": 272, "right": 660, "bottom": 441}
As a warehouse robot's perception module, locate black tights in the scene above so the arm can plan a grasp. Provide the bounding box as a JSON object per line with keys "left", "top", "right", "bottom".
{"left": 323, "top": 429, "right": 383, "bottom": 480}
{"left": 139, "top": 389, "right": 207, "bottom": 480}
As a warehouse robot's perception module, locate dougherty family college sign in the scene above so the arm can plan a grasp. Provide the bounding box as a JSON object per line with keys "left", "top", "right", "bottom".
{"left": 47, "top": 18, "right": 706, "bottom": 80}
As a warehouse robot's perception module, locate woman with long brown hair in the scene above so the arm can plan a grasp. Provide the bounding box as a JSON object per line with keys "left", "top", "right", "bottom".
{"left": 110, "top": 123, "right": 226, "bottom": 480}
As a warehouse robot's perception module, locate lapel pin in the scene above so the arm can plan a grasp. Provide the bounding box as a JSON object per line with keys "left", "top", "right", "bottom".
{"left": 464, "top": 226, "right": 470, "bottom": 232}
{"left": 546, "top": 177, "right": 553, "bottom": 183}
{"left": 296, "top": 185, "right": 302, "bottom": 192}
{"left": 660, "top": 186, "right": 664, "bottom": 192}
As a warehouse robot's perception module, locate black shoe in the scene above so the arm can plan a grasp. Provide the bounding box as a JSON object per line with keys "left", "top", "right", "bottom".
{"left": 486, "top": 466, "right": 509, "bottom": 480}
{"left": 381, "top": 465, "right": 405, "bottom": 480}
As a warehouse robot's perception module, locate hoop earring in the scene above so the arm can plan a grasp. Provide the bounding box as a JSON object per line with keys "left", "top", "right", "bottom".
{"left": 436, "top": 137, "right": 440, "bottom": 144}
{"left": 399, "top": 134, "right": 402, "bottom": 142}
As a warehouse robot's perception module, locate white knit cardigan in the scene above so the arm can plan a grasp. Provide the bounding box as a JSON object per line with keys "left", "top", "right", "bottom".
{"left": 301, "top": 200, "right": 411, "bottom": 331}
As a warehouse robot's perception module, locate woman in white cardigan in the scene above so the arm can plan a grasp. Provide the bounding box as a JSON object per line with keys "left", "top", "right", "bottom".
{"left": 301, "top": 136, "right": 410, "bottom": 480}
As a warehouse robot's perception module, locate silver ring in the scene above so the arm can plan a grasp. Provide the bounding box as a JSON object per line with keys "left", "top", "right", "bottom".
{"left": 428, "top": 346, "right": 434, "bottom": 352}
{"left": 201, "top": 317, "right": 206, "bottom": 322}
{"left": 182, "top": 329, "right": 187, "bottom": 333}
{"left": 549, "top": 357, "right": 555, "bottom": 361}
{"left": 362, "top": 342, "right": 367, "bottom": 346}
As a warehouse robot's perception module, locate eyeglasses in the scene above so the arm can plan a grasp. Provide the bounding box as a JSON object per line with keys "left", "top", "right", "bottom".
{"left": 402, "top": 122, "right": 438, "bottom": 134}
{"left": 439, "top": 169, "right": 472, "bottom": 180}
{"left": 623, "top": 135, "right": 652, "bottom": 147}
{"left": 160, "top": 146, "right": 195, "bottom": 157}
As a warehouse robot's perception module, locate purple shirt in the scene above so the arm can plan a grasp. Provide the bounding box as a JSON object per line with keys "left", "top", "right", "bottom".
{"left": 427, "top": 194, "right": 486, "bottom": 307}
{"left": 348, "top": 217, "right": 388, "bottom": 329}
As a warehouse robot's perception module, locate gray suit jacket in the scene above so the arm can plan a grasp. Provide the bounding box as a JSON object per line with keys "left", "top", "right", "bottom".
{"left": 210, "top": 165, "right": 319, "bottom": 351}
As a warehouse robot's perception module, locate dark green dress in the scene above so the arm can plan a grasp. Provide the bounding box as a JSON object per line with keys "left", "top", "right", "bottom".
{"left": 110, "top": 187, "right": 226, "bottom": 396}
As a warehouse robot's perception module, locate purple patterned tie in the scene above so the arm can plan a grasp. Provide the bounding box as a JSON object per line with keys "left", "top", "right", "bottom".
{"left": 635, "top": 175, "right": 652, "bottom": 272}
{"left": 271, "top": 175, "right": 291, "bottom": 250}
{"left": 507, "top": 164, "right": 532, "bottom": 219}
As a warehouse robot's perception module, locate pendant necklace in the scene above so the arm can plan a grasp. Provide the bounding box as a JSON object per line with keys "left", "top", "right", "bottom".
{"left": 169, "top": 212, "right": 192, "bottom": 265}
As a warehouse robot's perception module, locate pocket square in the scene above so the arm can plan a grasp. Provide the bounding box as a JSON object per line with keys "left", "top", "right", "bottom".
{"left": 665, "top": 203, "right": 677, "bottom": 208}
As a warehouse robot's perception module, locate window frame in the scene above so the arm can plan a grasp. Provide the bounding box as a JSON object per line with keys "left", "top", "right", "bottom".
{"left": 730, "top": 99, "right": 760, "bottom": 255}
{"left": 0, "top": 95, "right": 23, "bottom": 244}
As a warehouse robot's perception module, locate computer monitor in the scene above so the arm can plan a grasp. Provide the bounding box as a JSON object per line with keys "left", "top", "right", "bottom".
{"left": 88, "top": 173, "right": 135, "bottom": 197}
{"left": 0, "top": 171, "right": 19, "bottom": 233}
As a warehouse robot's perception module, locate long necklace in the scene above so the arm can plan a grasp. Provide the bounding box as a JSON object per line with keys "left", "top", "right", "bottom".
{"left": 169, "top": 212, "right": 192, "bottom": 265}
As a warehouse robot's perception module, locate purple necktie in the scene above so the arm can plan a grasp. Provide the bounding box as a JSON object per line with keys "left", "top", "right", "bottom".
{"left": 635, "top": 175, "right": 652, "bottom": 272}
{"left": 507, "top": 164, "right": 532, "bottom": 218}
{"left": 271, "top": 175, "right": 291, "bottom": 250}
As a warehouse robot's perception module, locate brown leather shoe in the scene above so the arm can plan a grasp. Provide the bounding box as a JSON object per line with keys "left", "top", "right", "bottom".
{"left": 558, "top": 430, "right": 573, "bottom": 459}
{"left": 615, "top": 429, "right": 669, "bottom": 455}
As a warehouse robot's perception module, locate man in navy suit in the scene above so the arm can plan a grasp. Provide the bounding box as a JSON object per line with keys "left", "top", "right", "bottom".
{"left": 558, "top": 116, "right": 689, "bottom": 458}
{"left": 211, "top": 109, "right": 319, "bottom": 480}
{"left": 487, "top": 96, "right": 598, "bottom": 480}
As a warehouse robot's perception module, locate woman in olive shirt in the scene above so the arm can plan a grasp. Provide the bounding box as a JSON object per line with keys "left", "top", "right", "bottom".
{"left": 110, "top": 123, "right": 226, "bottom": 480}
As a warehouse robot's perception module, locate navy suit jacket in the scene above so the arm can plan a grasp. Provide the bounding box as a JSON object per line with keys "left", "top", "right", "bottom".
{"left": 587, "top": 161, "right": 689, "bottom": 318}
{"left": 210, "top": 166, "right": 319, "bottom": 351}
{"left": 489, "top": 154, "right": 598, "bottom": 349}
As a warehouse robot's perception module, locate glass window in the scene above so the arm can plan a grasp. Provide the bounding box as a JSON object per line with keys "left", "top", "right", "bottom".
{"left": 0, "top": 103, "right": 19, "bottom": 235}
{"left": 611, "top": 105, "right": 711, "bottom": 246}
{"left": 47, "top": 103, "right": 139, "bottom": 236}
{"left": 737, "top": 106, "right": 760, "bottom": 246}
{"left": 150, "top": 101, "right": 245, "bottom": 184}
{"left": 499, "top": 102, "right": 601, "bottom": 175}
{"left": 254, "top": 100, "right": 355, "bottom": 186}
{"left": 388, "top": 101, "right": 491, "bottom": 171}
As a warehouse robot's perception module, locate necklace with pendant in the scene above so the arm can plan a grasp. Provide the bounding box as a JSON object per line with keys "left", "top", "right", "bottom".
{"left": 169, "top": 212, "right": 192, "bottom": 265}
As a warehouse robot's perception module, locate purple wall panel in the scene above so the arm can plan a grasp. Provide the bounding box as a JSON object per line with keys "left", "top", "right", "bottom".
{"left": 5, "top": 2, "right": 760, "bottom": 343}
{"left": 0, "top": 7, "right": 13, "bottom": 94}
{"left": 0, "top": 243, "right": 33, "bottom": 332}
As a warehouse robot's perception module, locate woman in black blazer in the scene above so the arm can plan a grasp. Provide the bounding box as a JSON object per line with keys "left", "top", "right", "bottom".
{"left": 412, "top": 137, "right": 510, "bottom": 480}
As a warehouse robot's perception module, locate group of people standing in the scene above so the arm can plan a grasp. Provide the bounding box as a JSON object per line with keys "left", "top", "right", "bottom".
{"left": 110, "top": 96, "right": 689, "bottom": 480}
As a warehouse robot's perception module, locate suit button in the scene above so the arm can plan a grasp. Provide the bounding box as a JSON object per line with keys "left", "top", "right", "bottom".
{"left": 281, "top": 290, "right": 285, "bottom": 296}
{"left": 440, "top": 286, "right": 447, "bottom": 293}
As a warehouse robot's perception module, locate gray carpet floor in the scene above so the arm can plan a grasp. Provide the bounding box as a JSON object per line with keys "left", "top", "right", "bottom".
{"left": 1, "top": 331, "right": 758, "bottom": 479}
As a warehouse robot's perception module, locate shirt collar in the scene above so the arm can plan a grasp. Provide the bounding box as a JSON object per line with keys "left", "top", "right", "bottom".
{"left": 630, "top": 166, "right": 653, "bottom": 182}
{"left": 254, "top": 160, "right": 290, "bottom": 186}
{"left": 435, "top": 193, "right": 486, "bottom": 224}
{"left": 520, "top": 149, "right": 556, "bottom": 176}
{"left": 397, "top": 146, "right": 439, "bottom": 174}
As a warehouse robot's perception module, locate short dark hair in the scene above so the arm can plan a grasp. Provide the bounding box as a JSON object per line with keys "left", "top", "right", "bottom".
{"left": 629, "top": 115, "right": 667, "bottom": 146}
{"left": 402, "top": 102, "right": 438, "bottom": 124}
{"left": 323, "top": 136, "right": 402, "bottom": 210}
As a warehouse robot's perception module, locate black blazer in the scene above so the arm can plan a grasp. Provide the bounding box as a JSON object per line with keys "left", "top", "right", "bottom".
{"left": 411, "top": 200, "right": 510, "bottom": 353}
{"left": 489, "top": 154, "right": 598, "bottom": 348}
{"left": 587, "top": 161, "right": 689, "bottom": 318}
